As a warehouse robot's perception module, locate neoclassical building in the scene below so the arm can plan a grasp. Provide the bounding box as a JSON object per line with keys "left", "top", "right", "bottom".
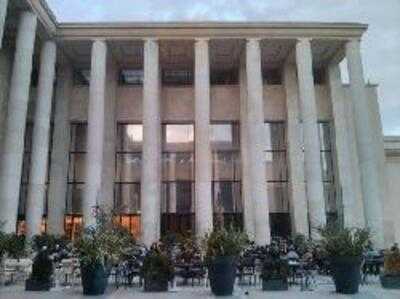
{"left": 0, "top": 1, "right": 398, "bottom": 248}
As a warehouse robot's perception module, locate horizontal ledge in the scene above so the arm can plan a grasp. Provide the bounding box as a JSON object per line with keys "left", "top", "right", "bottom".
{"left": 57, "top": 21, "right": 368, "bottom": 30}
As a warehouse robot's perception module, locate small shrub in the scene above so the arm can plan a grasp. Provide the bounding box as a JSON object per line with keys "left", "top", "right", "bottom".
{"left": 4, "top": 234, "right": 27, "bottom": 259}
{"left": 74, "top": 207, "right": 136, "bottom": 268}
{"left": 384, "top": 247, "right": 400, "bottom": 276}
{"left": 141, "top": 244, "right": 174, "bottom": 283}
{"left": 31, "top": 234, "right": 69, "bottom": 253}
{"left": 318, "top": 225, "right": 371, "bottom": 257}
{"left": 203, "top": 227, "right": 249, "bottom": 262}
{"left": 0, "top": 229, "right": 7, "bottom": 259}
{"left": 261, "top": 247, "right": 289, "bottom": 281}
{"left": 291, "top": 233, "right": 311, "bottom": 256}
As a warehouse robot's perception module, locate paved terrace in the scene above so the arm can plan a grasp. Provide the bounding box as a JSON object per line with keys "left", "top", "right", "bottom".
{"left": 1, "top": 279, "right": 400, "bottom": 299}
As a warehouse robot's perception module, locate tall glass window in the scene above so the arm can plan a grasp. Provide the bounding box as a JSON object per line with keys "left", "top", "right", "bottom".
{"left": 318, "top": 122, "right": 337, "bottom": 225}
{"left": 114, "top": 124, "right": 143, "bottom": 238}
{"left": 264, "top": 122, "right": 290, "bottom": 237}
{"left": 66, "top": 123, "right": 87, "bottom": 239}
{"left": 17, "top": 123, "right": 52, "bottom": 235}
{"left": 161, "top": 124, "right": 195, "bottom": 236}
{"left": 299, "top": 121, "right": 337, "bottom": 226}
{"left": 211, "top": 123, "right": 242, "bottom": 230}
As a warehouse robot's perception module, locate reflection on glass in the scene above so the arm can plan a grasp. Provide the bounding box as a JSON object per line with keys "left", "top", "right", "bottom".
{"left": 71, "top": 123, "right": 87, "bottom": 152}
{"left": 265, "top": 151, "right": 287, "bottom": 182}
{"left": 320, "top": 151, "right": 333, "bottom": 182}
{"left": 161, "top": 124, "right": 195, "bottom": 236}
{"left": 66, "top": 124, "right": 88, "bottom": 223}
{"left": 114, "top": 184, "right": 141, "bottom": 213}
{"left": 324, "top": 183, "right": 336, "bottom": 213}
{"left": 162, "top": 152, "right": 194, "bottom": 181}
{"left": 318, "top": 122, "right": 332, "bottom": 151}
{"left": 64, "top": 215, "right": 83, "bottom": 240}
{"left": 68, "top": 153, "right": 86, "bottom": 182}
{"left": 162, "top": 182, "right": 194, "bottom": 214}
{"left": 116, "top": 153, "right": 142, "bottom": 182}
{"left": 18, "top": 185, "right": 28, "bottom": 215}
{"left": 117, "top": 124, "right": 143, "bottom": 151}
{"left": 211, "top": 124, "right": 240, "bottom": 150}
{"left": 211, "top": 123, "right": 242, "bottom": 230}
{"left": 164, "top": 124, "right": 194, "bottom": 152}
{"left": 264, "top": 122, "right": 286, "bottom": 151}
{"left": 267, "top": 183, "right": 289, "bottom": 213}
{"left": 212, "top": 152, "right": 241, "bottom": 180}
{"left": 115, "top": 215, "right": 141, "bottom": 239}
{"left": 213, "top": 182, "right": 242, "bottom": 214}
{"left": 66, "top": 184, "right": 84, "bottom": 214}
{"left": 120, "top": 70, "right": 143, "bottom": 85}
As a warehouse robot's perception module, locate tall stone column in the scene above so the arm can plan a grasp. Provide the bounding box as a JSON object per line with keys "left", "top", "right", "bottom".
{"left": 0, "top": 48, "right": 12, "bottom": 150}
{"left": 328, "top": 63, "right": 365, "bottom": 228}
{"left": 101, "top": 60, "right": 117, "bottom": 209}
{"left": 295, "top": 38, "right": 326, "bottom": 238}
{"left": 239, "top": 55, "right": 255, "bottom": 240}
{"left": 47, "top": 62, "right": 73, "bottom": 235}
{"left": 346, "top": 39, "right": 385, "bottom": 247}
{"left": 194, "top": 38, "right": 213, "bottom": 238}
{"left": 0, "top": 11, "right": 37, "bottom": 233}
{"left": 141, "top": 38, "right": 161, "bottom": 247}
{"left": 83, "top": 40, "right": 107, "bottom": 227}
{"left": 283, "top": 62, "right": 309, "bottom": 236}
{"left": 0, "top": 0, "right": 8, "bottom": 48}
{"left": 246, "top": 38, "right": 270, "bottom": 245}
{"left": 25, "top": 41, "right": 57, "bottom": 239}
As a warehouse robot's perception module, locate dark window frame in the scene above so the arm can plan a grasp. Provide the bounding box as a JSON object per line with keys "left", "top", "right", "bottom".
{"left": 114, "top": 123, "right": 143, "bottom": 214}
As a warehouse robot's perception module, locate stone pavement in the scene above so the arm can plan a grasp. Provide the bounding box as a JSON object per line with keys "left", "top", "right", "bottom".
{"left": 1, "top": 285, "right": 400, "bottom": 299}
{"left": 1, "top": 279, "right": 400, "bottom": 299}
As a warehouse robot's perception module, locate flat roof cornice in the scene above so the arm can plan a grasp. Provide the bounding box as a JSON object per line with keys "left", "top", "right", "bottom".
{"left": 26, "top": 1, "right": 368, "bottom": 41}
{"left": 57, "top": 22, "right": 368, "bottom": 41}
{"left": 26, "top": 0, "right": 57, "bottom": 35}
{"left": 58, "top": 21, "right": 368, "bottom": 29}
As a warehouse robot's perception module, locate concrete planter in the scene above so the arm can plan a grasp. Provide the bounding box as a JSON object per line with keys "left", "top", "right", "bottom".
{"left": 208, "top": 256, "right": 237, "bottom": 296}
{"left": 380, "top": 274, "right": 400, "bottom": 289}
{"left": 330, "top": 256, "right": 362, "bottom": 294}
{"left": 81, "top": 262, "right": 108, "bottom": 296}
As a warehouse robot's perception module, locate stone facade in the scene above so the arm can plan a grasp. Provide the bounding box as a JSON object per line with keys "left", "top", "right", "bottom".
{"left": 0, "top": 1, "right": 396, "bottom": 249}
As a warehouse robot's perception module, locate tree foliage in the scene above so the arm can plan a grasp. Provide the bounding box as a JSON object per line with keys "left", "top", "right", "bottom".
{"left": 318, "top": 225, "right": 371, "bottom": 257}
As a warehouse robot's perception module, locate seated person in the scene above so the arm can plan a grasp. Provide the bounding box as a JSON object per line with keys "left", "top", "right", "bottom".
{"left": 286, "top": 246, "right": 299, "bottom": 261}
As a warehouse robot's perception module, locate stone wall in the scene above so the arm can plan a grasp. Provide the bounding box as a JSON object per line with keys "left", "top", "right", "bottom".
{"left": 66, "top": 84, "right": 334, "bottom": 122}
{"left": 384, "top": 137, "right": 400, "bottom": 247}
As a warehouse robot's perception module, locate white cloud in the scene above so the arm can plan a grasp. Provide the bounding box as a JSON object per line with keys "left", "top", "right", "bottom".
{"left": 46, "top": 0, "right": 400, "bottom": 135}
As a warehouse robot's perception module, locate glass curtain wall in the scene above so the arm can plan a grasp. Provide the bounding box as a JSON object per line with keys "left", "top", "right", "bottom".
{"left": 114, "top": 123, "right": 142, "bottom": 238}
{"left": 299, "top": 121, "right": 337, "bottom": 228}
{"left": 65, "top": 123, "right": 86, "bottom": 239}
{"left": 161, "top": 124, "right": 195, "bottom": 236}
{"left": 211, "top": 123, "right": 242, "bottom": 230}
{"left": 318, "top": 122, "right": 337, "bottom": 225}
{"left": 264, "top": 122, "right": 290, "bottom": 237}
{"left": 17, "top": 123, "right": 52, "bottom": 235}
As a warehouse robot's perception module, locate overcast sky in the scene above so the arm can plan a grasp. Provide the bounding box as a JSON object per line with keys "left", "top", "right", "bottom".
{"left": 47, "top": 0, "right": 400, "bottom": 135}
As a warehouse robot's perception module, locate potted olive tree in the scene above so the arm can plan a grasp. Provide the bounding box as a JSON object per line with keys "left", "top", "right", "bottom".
{"left": 3, "top": 233, "right": 27, "bottom": 260}
{"left": 0, "top": 228, "right": 6, "bottom": 261}
{"left": 75, "top": 208, "right": 135, "bottom": 295}
{"left": 318, "top": 226, "right": 371, "bottom": 294}
{"left": 141, "top": 244, "right": 174, "bottom": 292}
{"left": 25, "top": 247, "right": 53, "bottom": 291}
{"left": 31, "top": 234, "right": 69, "bottom": 254}
{"left": 203, "top": 228, "right": 248, "bottom": 296}
{"left": 260, "top": 246, "right": 289, "bottom": 291}
{"left": 380, "top": 245, "right": 400, "bottom": 289}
